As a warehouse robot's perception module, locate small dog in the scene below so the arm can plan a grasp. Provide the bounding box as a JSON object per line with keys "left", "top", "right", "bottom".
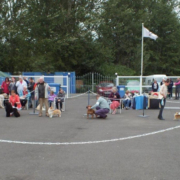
{"left": 0, "top": 93, "right": 7, "bottom": 108}
{"left": 48, "top": 106, "right": 61, "bottom": 118}
{"left": 174, "top": 112, "right": 180, "bottom": 120}
{"left": 86, "top": 105, "right": 97, "bottom": 119}
{"left": 0, "top": 95, "right": 4, "bottom": 108}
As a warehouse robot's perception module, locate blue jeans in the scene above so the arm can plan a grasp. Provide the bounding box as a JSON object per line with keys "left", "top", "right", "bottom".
{"left": 123, "top": 99, "right": 131, "bottom": 108}
{"left": 48, "top": 100, "right": 54, "bottom": 107}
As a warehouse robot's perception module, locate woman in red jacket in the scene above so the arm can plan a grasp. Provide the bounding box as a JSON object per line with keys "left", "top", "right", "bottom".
{"left": 5, "top": 90, "right": 21, "bottom": 117}
{"left": 1, "top": 77, "right": 10, "bottom": 94}
{"left": 9, "top": 90, "right": 22, "bottom": 110}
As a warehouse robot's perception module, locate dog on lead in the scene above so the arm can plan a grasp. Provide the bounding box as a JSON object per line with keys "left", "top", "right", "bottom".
{"left": 86, "top": 105, "right": 97, "bottom": 119}
{"left": 174, "top": 112, "right": 180, "bottom": 120}
{"left": 48, "top": 106, "right": 61, "bottom": 118}
{"left": 5, "top": 102, "right": 20, "bottom": 117}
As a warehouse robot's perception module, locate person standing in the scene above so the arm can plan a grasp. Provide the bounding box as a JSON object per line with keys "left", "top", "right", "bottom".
{"left": 16, "top": 76, "right": 27, "bottom": 95}
{"left": 8, "top": 77, "right": 17, "bottom": 94}
{"left": 91, "top": 94, "right": 110, "bottom": 119}
{"left": 168, "top": 79, "right": 173, "bottom": 99}
{"left": 28, "top": 78, "right": 35, "bottom": 108}
{"left": 23, "top": 77, "right": 29, "bottom": 86}
{"left": 152, "top": 80, "right": 159, "bottom": 92}
{"left": 1, "top": 77, "right": 10, "bottom": 95}
{"left": 35, "top": 77, "right": 50, "bottom": 117}
{"left": 158, "top": 78, "right": 170, "bottom": 120}
{"left": 175, "top": 78, "right": 180, "bottom": 100}
{"left": 160, "top": 79, "right": 165, "bottom": 86}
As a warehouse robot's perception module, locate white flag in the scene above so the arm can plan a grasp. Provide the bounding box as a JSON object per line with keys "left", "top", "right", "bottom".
{"left": 143, "top": 27, "right": 158, "bottom": 40}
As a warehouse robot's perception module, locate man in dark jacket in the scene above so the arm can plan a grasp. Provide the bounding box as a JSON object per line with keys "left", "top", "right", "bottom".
{"left": 175, "top": 78, "right": 180, "bottom": 100}
{"left": 28, "top": 78, "right": 35, "bottom": 108}
{"left": 152, "top": 80, "right": 159, "bottom": 92}
{"left": 35, "top": 77, "right": 50, "bottom": 117}
{"left": 168, "top": 79, "right": 173, "bottom": 99}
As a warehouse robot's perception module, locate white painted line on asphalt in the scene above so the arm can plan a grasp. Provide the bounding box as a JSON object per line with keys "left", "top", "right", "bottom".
{"left": 0, "top": 125, "right": 180, "bottom": 145}
{"left": 166, "top": 101, "right": 180, "bottom": 104}
{"left": 165, "top": 107, "right": 180, "bottom": 109}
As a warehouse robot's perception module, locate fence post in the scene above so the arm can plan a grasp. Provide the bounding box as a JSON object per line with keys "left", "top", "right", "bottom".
{"left": 92, "top": 72, "right": 94, "bottom": 92}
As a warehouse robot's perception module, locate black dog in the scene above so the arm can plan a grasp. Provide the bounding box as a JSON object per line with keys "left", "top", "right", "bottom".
{"left": 5, "top": 102, "right": 20, "bottom": 118}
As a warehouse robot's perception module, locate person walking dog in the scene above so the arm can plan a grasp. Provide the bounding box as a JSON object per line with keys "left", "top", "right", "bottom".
{"left": 35, "top": 77, "right": 50, "bottom": 117}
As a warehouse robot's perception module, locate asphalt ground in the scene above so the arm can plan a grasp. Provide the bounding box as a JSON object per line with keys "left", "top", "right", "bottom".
{"left": 0, "top": 95, "right": 180, "bottom": 180}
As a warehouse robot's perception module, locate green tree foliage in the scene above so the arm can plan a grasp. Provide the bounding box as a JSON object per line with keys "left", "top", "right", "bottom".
{"left": 0, "top": 0, "right": 180, "bottom": 75}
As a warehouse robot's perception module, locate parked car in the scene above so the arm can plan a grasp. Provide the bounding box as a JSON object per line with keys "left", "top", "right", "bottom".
{"left": 96, "top": 82, "right": 114, "bottom": 97}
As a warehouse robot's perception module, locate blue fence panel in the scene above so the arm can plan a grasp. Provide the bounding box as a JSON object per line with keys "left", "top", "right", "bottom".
{"left": 71, "top": 72, "right": 76, "bottom": 93}
{"left": 49, "top": 83, "right": 61, "bottom": 94}
{"left": 44, "top": 77, "right": 54, "bottom": 83}
{"left": 18, "top": 71, "right": 76, "bottom": 94}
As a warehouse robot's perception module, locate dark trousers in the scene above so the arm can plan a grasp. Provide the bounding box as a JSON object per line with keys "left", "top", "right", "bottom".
{"left": 95, "top": 107, "right": 109, "bottom": 118}
{"left": 168, "top": 88, "right": 172, "bottom": 98}
{"left": 20, "top": 99, "right": 27, "bottom": 107}
{"left": 56, "top": 101, "right": 62, "bottom": 109}
{"left": 158, "top": 98, "right": 166, "bottom": 118}
{"left": 48, "top": 100, "right": 54, "bottom": 107}
{"left": 175, "top": 87, "right": 179, "bottom": 99}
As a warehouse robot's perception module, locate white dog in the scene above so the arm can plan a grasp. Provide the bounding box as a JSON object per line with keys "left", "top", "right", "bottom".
{"left": 0, "top": 93, "right": 7, "bottom": 108}
{"left": 48, "top": 106, "right": 61, "bottom": 118}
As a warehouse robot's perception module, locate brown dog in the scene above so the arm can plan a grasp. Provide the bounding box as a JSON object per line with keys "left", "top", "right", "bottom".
{"left": 174, "top": 112, "right": 180, "bottom": 120}
{"left": 86, "top": 105, "right": 97, "bottom": 119}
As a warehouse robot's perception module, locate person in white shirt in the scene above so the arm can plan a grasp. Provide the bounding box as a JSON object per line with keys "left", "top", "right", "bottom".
{"left": 158, "top": 78, "right": 170, "bottom": 120}
{"left": 16, "top": 76, "right": 27, "bottom": 95}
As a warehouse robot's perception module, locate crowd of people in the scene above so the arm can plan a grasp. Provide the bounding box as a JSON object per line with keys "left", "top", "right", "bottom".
{"left": 90, "top": 77, "right": 173, "bottom": 120}
{"left": 1, "top": 76, "right": 65, "bottom": 117}
{"left": 1, "top": 76, "right": 179, "bottom": 120}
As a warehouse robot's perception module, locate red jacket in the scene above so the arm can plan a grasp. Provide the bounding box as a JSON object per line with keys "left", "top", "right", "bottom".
{"left": 9, "top": 95, "right": 21, "bottom": 109}
{"left": 1, "top": 81, "right": 10, "bottom": 94}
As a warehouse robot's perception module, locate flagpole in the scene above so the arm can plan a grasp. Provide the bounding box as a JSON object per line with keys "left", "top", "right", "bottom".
{"left": 140, "top": 23, "right": 144, "bottom": 95}
{"left": 139, "top": 23, "right": 149, "bottom": 118}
